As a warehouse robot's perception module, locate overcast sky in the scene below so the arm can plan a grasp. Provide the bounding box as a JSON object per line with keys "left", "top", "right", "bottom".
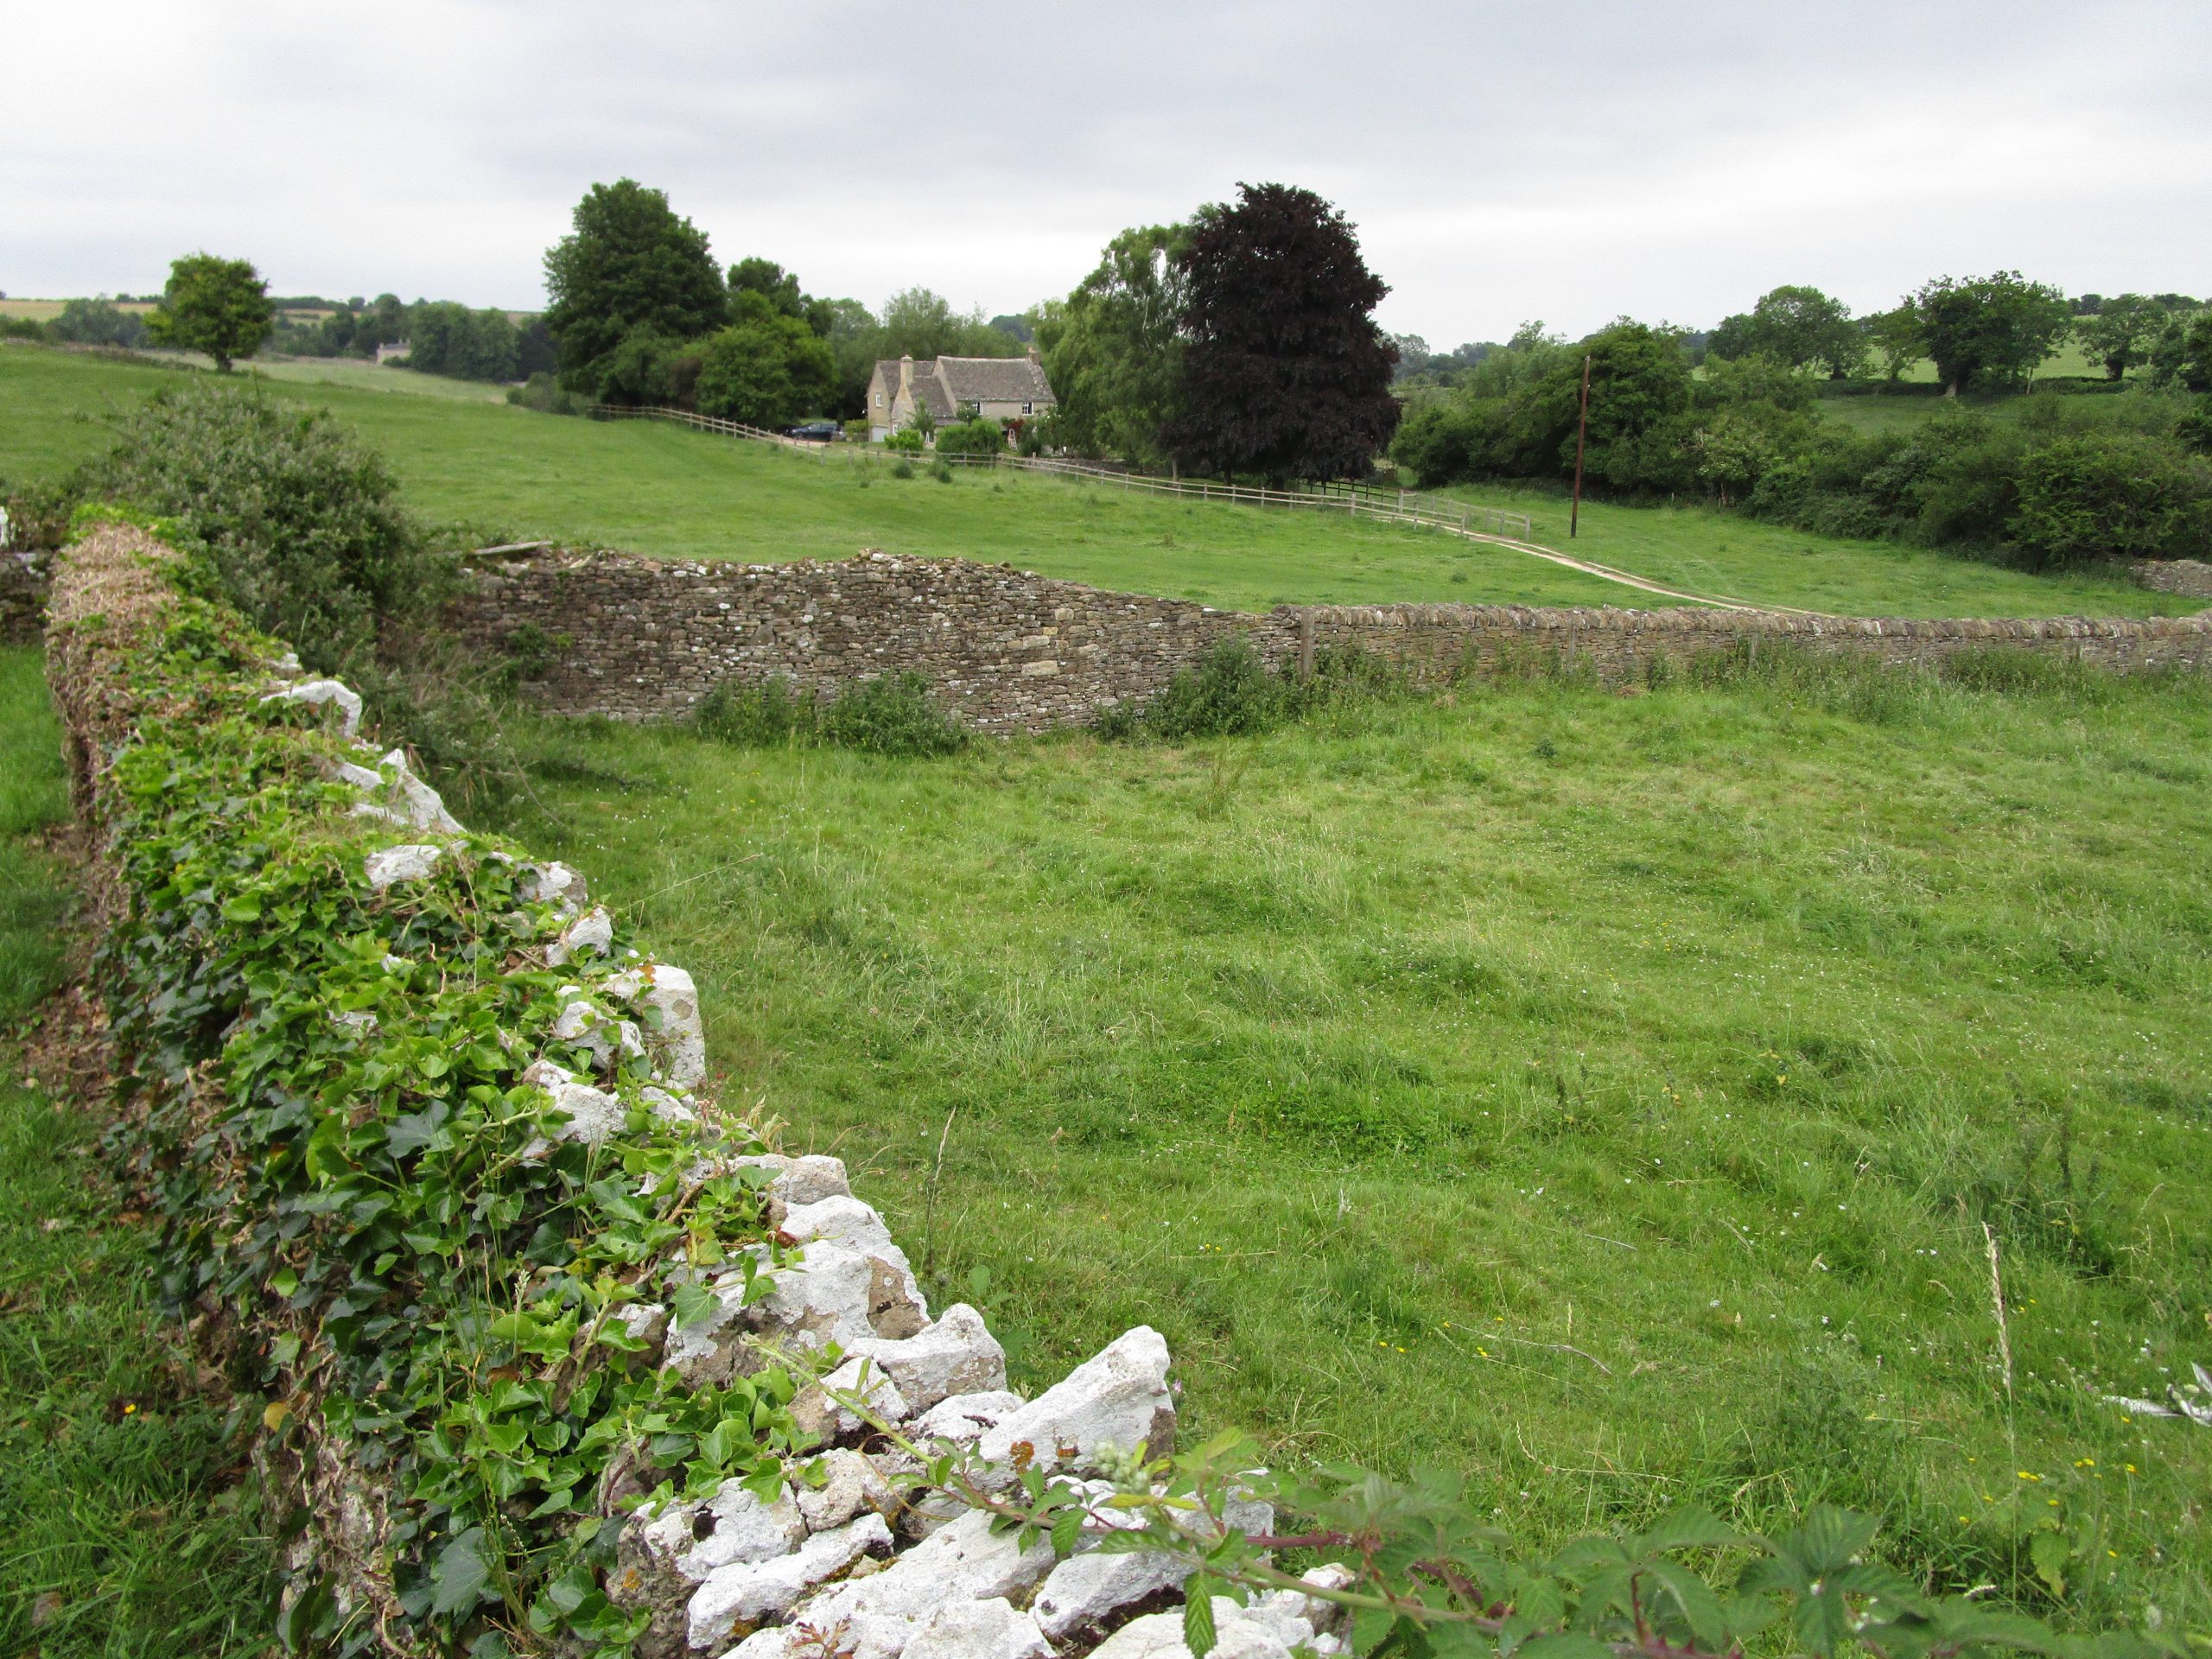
{"left": 7, "top": 1, "right": 2209, "bottom": 345}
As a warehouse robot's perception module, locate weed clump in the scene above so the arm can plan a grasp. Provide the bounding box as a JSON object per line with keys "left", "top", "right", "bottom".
{"left": 1104, "top": 637, "right": 1410, "bottom": 741}
{"left": 697, "top": 671, "right": 965, "bottom": 758}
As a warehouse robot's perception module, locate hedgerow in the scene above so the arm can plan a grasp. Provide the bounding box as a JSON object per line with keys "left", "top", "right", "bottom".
{"left": 63, "top": 519, "right": 808, "bottom": 1652}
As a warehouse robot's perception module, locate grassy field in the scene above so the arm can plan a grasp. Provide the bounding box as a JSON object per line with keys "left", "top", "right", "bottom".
{"left": 486, "top": 652, "right": 2212, "bottom": 1630}
{"left": 0, "top": 647, "right": 270, "bottom": 1656}
{"left": 3, "top": 343, "right": 2189, "bottom": 620}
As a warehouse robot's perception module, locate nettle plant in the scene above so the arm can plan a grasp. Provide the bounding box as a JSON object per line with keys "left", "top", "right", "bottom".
{"left": 880, "top": 1423, "right": 2178, "bottom": 1659}
{"left": 90, "top": 572, "right": 807, "bottom": 1649}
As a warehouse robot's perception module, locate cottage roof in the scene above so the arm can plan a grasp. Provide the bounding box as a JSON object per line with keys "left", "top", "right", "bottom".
{"left": 932, "top": 355, "right": 1057, "bottom": 406}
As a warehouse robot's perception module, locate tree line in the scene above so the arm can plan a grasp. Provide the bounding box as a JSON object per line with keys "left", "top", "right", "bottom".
{"left": 533, "top": 179, "right": 1032, "bottom": 429}
{"left": 1395, "top": 278, "right": 2212, "bottom": 567}
{"left": 534, "top": 178, "right": 1404, "bottom": 483}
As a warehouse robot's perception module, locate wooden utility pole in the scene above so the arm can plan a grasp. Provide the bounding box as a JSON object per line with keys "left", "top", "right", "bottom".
{"left": 1569, "top": 353, "right": 1592, "bottom": 539}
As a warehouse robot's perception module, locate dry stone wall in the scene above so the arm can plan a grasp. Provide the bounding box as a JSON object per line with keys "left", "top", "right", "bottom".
{"left": 1, "top": 549, "right": 50, "bottom": 645}
{"left": 2131, "top": 557, "right": 2212, "bottom": 601}
{"left": 448, "top": 548, "right": 2212, "bottom": 732}
{"left": 49, "top": 525, "right": 1328, "bottom": 1659}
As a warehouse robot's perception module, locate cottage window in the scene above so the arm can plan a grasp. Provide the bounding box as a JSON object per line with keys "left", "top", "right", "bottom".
{"left": 1021, "top": 400, "right": 1033, "bottom": 416}
{"left": 874, "top": 392, "right": 884, "bottom": 407}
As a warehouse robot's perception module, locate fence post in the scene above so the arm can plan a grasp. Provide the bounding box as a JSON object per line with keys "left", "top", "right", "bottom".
{"left": 1299, "top": 609, "right": 1315, "bottom": 682}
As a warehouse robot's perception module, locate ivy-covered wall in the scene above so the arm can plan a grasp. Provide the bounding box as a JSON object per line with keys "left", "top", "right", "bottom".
{"left": 41, "top": 520, "right": 1208, "bottom": 1659}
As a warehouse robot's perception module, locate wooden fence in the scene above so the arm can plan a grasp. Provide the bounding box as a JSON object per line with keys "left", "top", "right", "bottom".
{"left": 586, "top": 404, "right": 1534, "bottom": 541}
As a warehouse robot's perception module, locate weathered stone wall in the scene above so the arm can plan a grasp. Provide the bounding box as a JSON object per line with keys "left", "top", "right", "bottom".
{"left": 448, "top": 548, "right": 2212, "bottom": 732}
{"left": 1, "top": 550, "right": 50, "bottom": 645}
{"left": 2132, "top": 558, "right": 2212, "bottom": 601}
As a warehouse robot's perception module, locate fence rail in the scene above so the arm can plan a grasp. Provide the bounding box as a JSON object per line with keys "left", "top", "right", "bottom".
{"left": 588, "top": 403, "right": 1533, "bottom": 540}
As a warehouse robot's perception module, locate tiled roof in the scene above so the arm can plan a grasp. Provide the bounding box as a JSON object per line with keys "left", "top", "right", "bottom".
{"left": 933, "top": 355, "right": 1056, "bottom": 405}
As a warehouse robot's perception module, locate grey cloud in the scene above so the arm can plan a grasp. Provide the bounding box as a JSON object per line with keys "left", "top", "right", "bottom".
{"left": 5, "top": 0, "right": 2207, "bottom": 341}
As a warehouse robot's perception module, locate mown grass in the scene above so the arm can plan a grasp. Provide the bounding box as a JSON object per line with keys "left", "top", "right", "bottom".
{"left": 486, "top": 652, "right": 2212, "bottom": 1633}
{"left": 3, "top": 343, "right": 2186, "bottom": 619}
{"left": 0, "top": 646, "right": 270, "bottom": 1656}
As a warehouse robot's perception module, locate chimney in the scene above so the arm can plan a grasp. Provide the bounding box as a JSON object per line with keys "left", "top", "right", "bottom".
{"left": 1026, "top": 344, "right": 1040, "bottom": 365}
{"left": 898, "top": 353, "right": 913, "bottom": 403}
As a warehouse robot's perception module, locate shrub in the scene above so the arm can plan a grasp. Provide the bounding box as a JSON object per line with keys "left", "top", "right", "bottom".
{"left": 696, "top": 672, "right": 966, "bottom": 757}
{"left": 930, "top": 458, "right": 954, "bottom": 483}
{"left": 889, "top": 458, "right": 915, "bottom": 480}
{"left": 2009, "top": 432, "right": 2212, "bottom": 565}
{"left": 696, "top": 677, "right": 816, "bottom": 746}
{"left": 883, "top": 427, "right": 925, "bottom": 454}
{"left": 1144, "top": 638, "right": 1300, "bottom": 739}
{"left": 87, "top": 384, "right": 435, "bottom": 669}
{"left": 934, "top": 417, "right": 1005, "bottom": 457}
{"left": 819, "top": 671, "right": 966, "bottom": 756}
{"left": 506, "top": 371, "right": 590, "bottom": 415}
{"left": 843, "top": 418, "right": 871, "bottom": 444}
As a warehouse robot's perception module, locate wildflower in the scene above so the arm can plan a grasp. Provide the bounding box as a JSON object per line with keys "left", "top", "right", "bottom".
{"left": 2018, "top": 1471, "right": 2042, "bottom": 1482}
{"left": 123, "top": 1403, "right": 138, "bottom": 1415}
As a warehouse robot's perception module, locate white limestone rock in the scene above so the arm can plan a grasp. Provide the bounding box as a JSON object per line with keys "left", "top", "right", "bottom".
{"left": 688, "top": 1513, "right": 892, "bottom": 1650}
{"left": 1090, "top": 1600, "right": 1305, "bottom": 1659}
{"left": 1031, "top": 1491, "right": 1274, "bottom": 1643}
{"left": 262, "top": 677, "right": 362, "bottom": 736}
{"left": 547, "top": 1079, "right": 625, "bottom": 1144}
{"left": 727, "top": 1154, "right": 851, "bottom": 1210}
{"left": 547, "top": 904, "right": 614, "bottom": 967}
{"left": 332, "top": 747, "right": 461, "bottom": 835}
{"left": 902, "top": 1599, "right": 1052, "bottom": 1659}
{"left": 638, "top": 962, "right": 706, "bottom": 1086}
{"left": 790, "top": 1356, "right": 912, "bottom": 1441}
{"left": 520, "top": 859, "right": 588, "bottom": 915}
{"left": 911, "top": 1390, "right": 1024, "bottom": 1448}
{"left": 845, "top": 1305, "right": 1006, "bottom": 1415}
{"left": 976, "top": 1326, "right": 1174, "bottom": 1478}
{"left": 776, "top": 1197, "right": 927, "bottom": 1339}
{"left": 364, "top": 843, "right": 442, "bottom": 890}
{"left": 765, "top": 1507, "right": 1056, "bottom": 1659}
{"left": 663, "top": 1240, "right": 878, "bottom": 1387}
{"left": 552, "top": 992, "right": 645, "bottom": 1068}
{"left": 794, "top": 1449, "right": 896, "bottom": 1533}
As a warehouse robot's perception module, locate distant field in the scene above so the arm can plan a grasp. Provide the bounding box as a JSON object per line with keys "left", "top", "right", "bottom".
{"left": 1, "top": 343, "right": 2190, "bottom": 620}
{"left": 0, "top": 297, "right": 157, "bottom": 321}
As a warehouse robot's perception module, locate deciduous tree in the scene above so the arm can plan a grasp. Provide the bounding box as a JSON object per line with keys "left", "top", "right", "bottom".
{"left": 1040, "top": 223, "right": 1188, "bottom": 465}
{"left": 1910, "top": 271, "right": 2070, "bottom": 394}
{"left": 1707, "top": 285, "right": 1863, "bottom": 377}
{"left": 2073, "top": 294, "right": 2169, "bottom": 380}
{"left": 694, "top": 291, "right": 837, "bottom": 427}
{"left": 1165, "top": 182, "right": 1400, "bottom": 483}
{"left": 543, "top": 180, "right": 728, "bottom": 400}
{"left": 144, "top": 253, "right": 273, "bottom": 372}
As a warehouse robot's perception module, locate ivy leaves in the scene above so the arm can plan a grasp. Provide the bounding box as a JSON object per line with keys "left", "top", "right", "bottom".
{"left": 97, "top": 598, "right": 805, "bottom": 1650}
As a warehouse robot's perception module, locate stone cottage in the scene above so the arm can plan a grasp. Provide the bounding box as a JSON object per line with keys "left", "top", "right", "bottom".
{"left": 865, "top": 351, "right": 1057, "bottom": 442}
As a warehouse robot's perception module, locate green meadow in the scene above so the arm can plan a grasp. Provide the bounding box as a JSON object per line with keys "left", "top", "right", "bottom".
{"left": 480, "top": 652, "right": 2212, "bottom": 1633}
{"left": 2, "top": 343, "right": 2186, "bottom": 619}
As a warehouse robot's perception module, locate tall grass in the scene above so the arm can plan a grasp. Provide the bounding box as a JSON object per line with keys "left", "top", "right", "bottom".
{"left": 0, "top": 647, "right": 272, "bottom": 1656}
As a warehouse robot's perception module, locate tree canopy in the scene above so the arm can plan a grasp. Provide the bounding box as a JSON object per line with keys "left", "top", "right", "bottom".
{"left": 2075, "top": 294, "right": 2171, "bottom": 381}
{"left": 1164, "top": 182, "right": 1401, "bottom": 483}
{"left": 543, "top": 180, "right": 728, "bottom": 400}
{"left": 144, "top": 253, "right": 273, "bottom": 372}
{"left": 1039, "top": 224, "right": 1189, "bottom": 467}
{"left": 1910, "top": 271, "right": 2070, "bottom": 393}
{"left": 693, "top": 291, "right": 837, "bottom": 427}
{"left": 1707, "top": 285, "right": 1863, "bottom": 378}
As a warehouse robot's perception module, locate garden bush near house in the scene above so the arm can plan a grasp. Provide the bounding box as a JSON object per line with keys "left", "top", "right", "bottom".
{"left": 933, "top": 416, "right": 1006, "bottom": 458}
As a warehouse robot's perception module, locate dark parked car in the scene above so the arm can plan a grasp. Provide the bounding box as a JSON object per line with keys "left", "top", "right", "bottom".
{"left": 785, "top": 422, "right": 840, "bottom": 442}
